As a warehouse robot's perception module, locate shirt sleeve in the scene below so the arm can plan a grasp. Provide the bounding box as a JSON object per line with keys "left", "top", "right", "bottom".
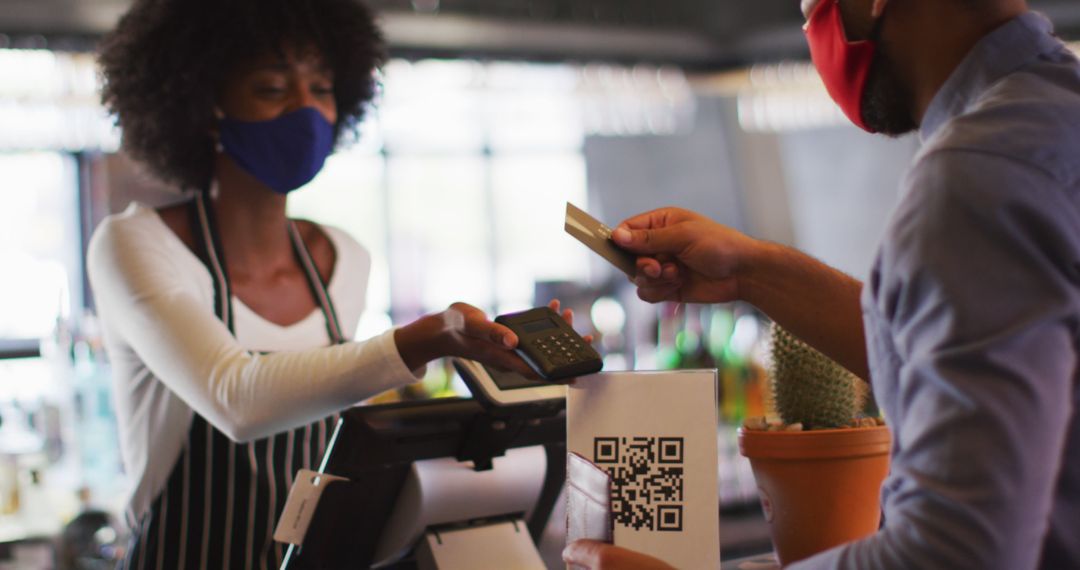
{"left": 791, "top": 150, "right": 1080, "bottom": 569}
{"left": 87, "top": 215, "right": 423, "bottom": 443}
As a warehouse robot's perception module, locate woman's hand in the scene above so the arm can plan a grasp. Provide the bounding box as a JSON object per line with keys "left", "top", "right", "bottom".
{"left": 612, "top": 207, "right": 764, "bottom": 305}
{"left": 563, "top": 540, "right": 676, "bottom": 570}
{"left": 395, "top": 299, "right": 583, "bottom": 375}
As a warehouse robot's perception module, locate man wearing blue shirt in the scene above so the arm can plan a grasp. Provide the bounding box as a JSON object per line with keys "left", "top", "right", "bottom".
{"left": 564, "top": 0, "right": 1079, "bottom": 568}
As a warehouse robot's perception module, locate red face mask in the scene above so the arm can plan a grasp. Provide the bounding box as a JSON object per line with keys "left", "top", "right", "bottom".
{"left": 804, "top": 0, "right": 878, "bottom": 132}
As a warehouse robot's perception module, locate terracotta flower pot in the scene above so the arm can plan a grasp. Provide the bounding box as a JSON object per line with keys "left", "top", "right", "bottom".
{"left": 738, "top": 425, "right": 891, "bottom": 566}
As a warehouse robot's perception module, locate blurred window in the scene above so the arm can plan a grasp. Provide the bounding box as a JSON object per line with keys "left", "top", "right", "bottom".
{"left": 0, "top": 51, "right": 694, "bottom": 333}
{"left": 292, "top": 59, "right": 659, "bottom": 325}
{"left": 386, "top": 155, "right": 492, "bottom": 319}
{"left": 491, "top": 153, "right": 589, "bottom": 313}
{"left": 0, "top": 152, "right": 81, "bottom": 348}
{"left": 0, "top": 50, "right": 117, "bottom": 152}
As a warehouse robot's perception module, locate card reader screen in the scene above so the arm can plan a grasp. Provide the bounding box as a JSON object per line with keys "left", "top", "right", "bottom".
{"left": 522, "top": 318, "right": 558, "bottom": 334}
{"left": 483, "top": 364, "right": 547, "bottom": 390}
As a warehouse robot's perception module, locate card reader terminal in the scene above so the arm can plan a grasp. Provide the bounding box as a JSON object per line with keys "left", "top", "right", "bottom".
{"left": 495, "top": 307, "right": 603, "bottom": 381}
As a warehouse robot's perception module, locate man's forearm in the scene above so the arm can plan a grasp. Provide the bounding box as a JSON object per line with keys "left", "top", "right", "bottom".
{"left": 741, "top": 241, "right": 870, "bottom": 381}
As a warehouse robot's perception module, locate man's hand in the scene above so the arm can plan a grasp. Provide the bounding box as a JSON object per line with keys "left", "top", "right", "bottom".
{"left": 613, "top": 206, "right": 870, "bottom": 379}
{"left": 612, "top": 207, "right": 762, "bottom": 305}
{"left": 563, "top": 540, "right": 676, "bottom": 570}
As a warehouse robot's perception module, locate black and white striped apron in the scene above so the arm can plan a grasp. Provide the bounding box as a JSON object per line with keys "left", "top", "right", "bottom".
{"left": 123, "top": 191, "right": 348, "bottom": 570}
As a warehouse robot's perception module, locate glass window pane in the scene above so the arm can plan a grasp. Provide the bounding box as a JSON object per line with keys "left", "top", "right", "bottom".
{"left": 379, "top": 60, "right": 486, "bottom": 154}
{"left": 484, "top": 63, "right": 584, "bottom": 152}
{"left": 0, "top": 152, "right": 80, "bottom": 340}
{"left": 386, "top": 156, "right": 491, "bottom": 318}
{"left": 491, "top": 154, "right": 589, "bottom": 312}
{"left": 0, "top": 50, "right": 118, "bottom": 152}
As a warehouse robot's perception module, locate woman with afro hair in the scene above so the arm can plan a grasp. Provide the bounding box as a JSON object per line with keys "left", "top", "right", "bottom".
{"left": 88, "top": 0, "right": 570, "bottom": 567}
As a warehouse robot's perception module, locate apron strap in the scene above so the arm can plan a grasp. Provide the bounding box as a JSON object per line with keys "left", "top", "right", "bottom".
{"left": 188, "top": 191, "right": 346, "bottom": 344}
{"left": 287, "top": 221, "right": 347, "bottom": 345}
{"left": 190, "top": 191, "right": 234, "bottom": 332}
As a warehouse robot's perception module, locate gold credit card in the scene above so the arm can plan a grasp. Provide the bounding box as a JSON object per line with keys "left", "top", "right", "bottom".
{"left": 565, "top": 202, "right": 637, "bottom": 277}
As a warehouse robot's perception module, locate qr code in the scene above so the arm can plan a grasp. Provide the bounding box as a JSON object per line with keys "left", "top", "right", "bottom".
{"left": 594, "top": 437, "right": 684, "bottom": 532}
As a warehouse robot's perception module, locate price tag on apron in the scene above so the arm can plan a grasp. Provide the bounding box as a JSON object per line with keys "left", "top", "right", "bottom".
{"left": 273, "top": 469, "right": 348, "bottom": 546}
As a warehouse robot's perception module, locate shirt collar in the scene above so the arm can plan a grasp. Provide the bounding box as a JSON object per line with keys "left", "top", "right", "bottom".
{"left": 920, "top": 12, "right": 1061, "bottom": 141}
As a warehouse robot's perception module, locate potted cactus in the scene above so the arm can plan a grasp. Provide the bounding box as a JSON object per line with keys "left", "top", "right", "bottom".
{"left": 738, "top": 324, "right": 891, "bottom": 566}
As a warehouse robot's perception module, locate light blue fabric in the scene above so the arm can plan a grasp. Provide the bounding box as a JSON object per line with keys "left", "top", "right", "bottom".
{"left": 791, "top": 12, "right": 1080, "bottom": 570}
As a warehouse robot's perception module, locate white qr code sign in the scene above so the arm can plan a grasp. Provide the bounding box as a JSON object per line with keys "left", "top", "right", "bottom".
{"left": 568, "top": 371, "right": 720, "bottom": 569}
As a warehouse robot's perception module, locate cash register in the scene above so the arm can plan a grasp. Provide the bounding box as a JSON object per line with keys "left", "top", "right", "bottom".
{"left": 276, "top": 361, "right": 569, "bottom": 570}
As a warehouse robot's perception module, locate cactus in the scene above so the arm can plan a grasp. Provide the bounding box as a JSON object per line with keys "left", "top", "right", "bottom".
{"left": 769, "top": 323, "right": 865, "bottom": 430}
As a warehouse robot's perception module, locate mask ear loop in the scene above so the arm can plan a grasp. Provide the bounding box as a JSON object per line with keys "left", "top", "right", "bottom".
{"left": 211, "top": 106, "right": 226, "bottom": 154}
{"left": 200, "top": 106, "right": 226, "bottom": 196}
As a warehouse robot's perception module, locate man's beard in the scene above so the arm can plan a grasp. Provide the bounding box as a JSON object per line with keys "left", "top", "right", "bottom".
{"left": 861, "top": 47, "right": 918, "bottom": 136}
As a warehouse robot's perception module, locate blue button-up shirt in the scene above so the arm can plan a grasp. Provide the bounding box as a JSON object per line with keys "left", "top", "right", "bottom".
{"left": 792, "top": 13, "right": 1080, "bottom": 570}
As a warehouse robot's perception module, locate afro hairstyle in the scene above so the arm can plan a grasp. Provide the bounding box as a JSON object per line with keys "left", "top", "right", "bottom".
{"left": 98, "top": 0, "right": 385, "bottom": 191}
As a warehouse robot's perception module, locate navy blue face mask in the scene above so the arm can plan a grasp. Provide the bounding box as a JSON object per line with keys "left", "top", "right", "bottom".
{"left": 218, "top": 107, "right": 335, "bottom": 194}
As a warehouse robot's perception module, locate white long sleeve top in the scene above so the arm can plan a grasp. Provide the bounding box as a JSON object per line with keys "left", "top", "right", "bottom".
{"left": 87, "top": 202, "right": 421, "bottom": 521}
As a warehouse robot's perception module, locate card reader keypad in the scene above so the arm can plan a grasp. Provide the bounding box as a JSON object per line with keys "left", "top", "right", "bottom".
{"left": 535, "top": 332, "right": 588, "bottom": 365}
{"left": 495, "top": 306, "right": 603, "bottom": 381}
